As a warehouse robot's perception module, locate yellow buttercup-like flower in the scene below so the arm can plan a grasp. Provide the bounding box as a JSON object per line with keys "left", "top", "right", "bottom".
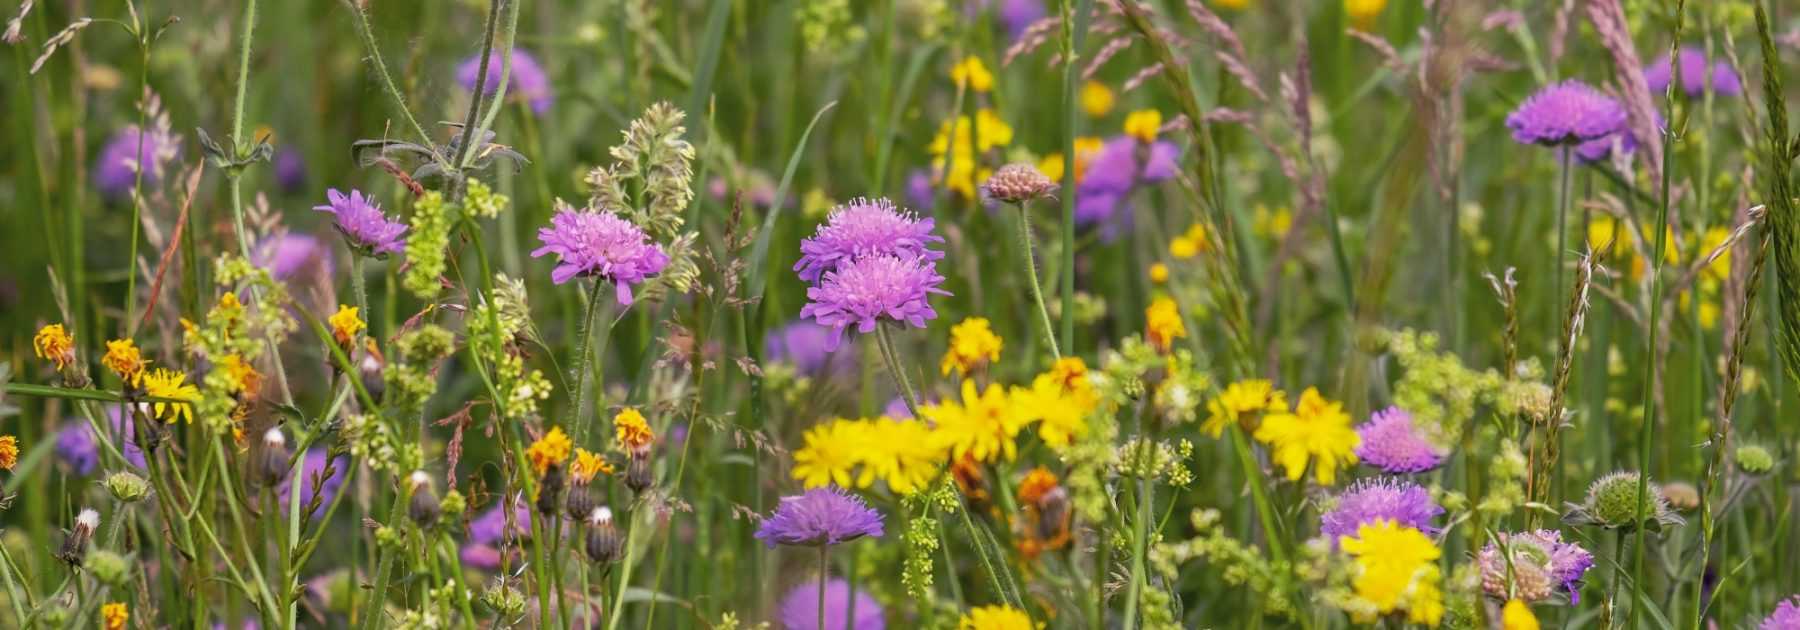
{"left": 1169, "top": 223, "right": 1208, "bottom": 259}
{"left": 33, "top": 323, "right": 76, "bottom": 370}
{"left": 1202, "top": 379, "right": 1289, "bottom": 437}
{"left": 1035, "top": 136, "right": 1105, "bottom": 184}
{"left": 526, "top": 426, "right": 573, "bottom": 476}
{"left": 102, "top": 338, "right": 146, "bottom": 383}
{"left": 791, "top": 419, "right": 871, "bottom": 489}
{"left": 950, "top": 56, "right": 994, "bottom": 93}
{"left": 1123, "top": 109, "right": 1163, "bottom": 143}
{"left": 1339, "top": 520, "right": 1445, "bottom": 627}
{"left": 941, "top": 317, "right": 1003, "bottom": 376}
{"left": 1214, "top": 0, "right": 1253, "bottom": 10}
{"left": 926, "top": 380, "right": 1026, "bottom": 463}
{"left": 958, "top": 604, "right": 1037, "bottom": 629}
{"left": 1345, "top": 0, "right": 1387, "bottom": 25}
{"left": 1081, "top": 80, "right": 1115, "bottom": 117}
{"left": 138, "top": 368, "right": 201, "bottom": 424}
{"left": 1253, "top": 387, "right": 1359, "bottom": 485}
{"left": 1145, "top": 297, "right": 1186, "bottom": 352}
{"left": 1149, "top": 263, "right": 1170, "bottom": 284}
{"left": 328, "top": 304, "right": 366, "bottom": 348}
{"left": 614, "top": 408, "right": 655, "bottom": 452}
{"left": 1502, "top": 599, "right": 1540, "bottom": 630}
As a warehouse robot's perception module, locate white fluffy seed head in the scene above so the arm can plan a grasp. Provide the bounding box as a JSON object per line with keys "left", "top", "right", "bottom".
{"left": 590, "top": 506, "right": 613, "bottom": 526}
{"left": 409, "top": 470, "right": 432, "bottom": 489}
{"left": 262, "top": 427, "right": 286, "bottom": 447}
{"left": 76, "top": 508, "right": 100, "bottom": 530}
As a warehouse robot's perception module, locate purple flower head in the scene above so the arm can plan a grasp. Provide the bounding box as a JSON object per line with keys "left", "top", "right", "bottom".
{"left": 314, "top": 189, "right": 408, "bottom": 257}
{"left": 1319, "top": 478, "right": 1442, "bottom": 542}
{"left": 799, "top": 254, "right": 950, "bottom": 351}
{"left": 1073, "top": 136, "right": 1179, "bottom": 235}
{"left": 254, "top": 233, "right": 335, "bottom": 282}
{"left": 766, "top": 319, "right": 856, "bottom": 377}
{"left": 274, "top": 147, "right": 307, "bottom": 193}
{"left": 55, "top": 406, "right": 146, "bottom": 475}
{"left": 276, "top": 449, "right": 346, "bottom": 519}
{"left": 906, "top": 169, "right": 937, "bottom": 213}
{"left": 884, "top": 396, "right": 913, "bottom": 420}
{"left": 1644, "top": 47, "right": 1741, "bottom": 98}
{"left": 95, "top": 126, "right": 180, "bottom": 198}
{"left": 531, "top": 209, "right": 670, "bottom": 304}
{"left": 755, "top": 486, "right": 885, "bottom": 548}
{"left": 1764, "top": 597, "right": 1800, "bottom": 630}
{"left": 1506, "top": 81, "right": 1629, "bottom": 146}
{"left": 459, "top": 543, "right": 504, "bottom": 572}
{"left": 469, "top": 499, "right": 534, "bottom": 545}
{"left": 457, "top": 49, "right": 553, "bottom": 114}
{"left": 794, "top": 198, "right": 944, "bottom": 283}
{"left": 1355, "top": 407, "right": 1448, "bottom": 474}
{"left": 778, "top": 578, "right": 886, "bottom": 630}
{"left": 998, "top": 0, "right": 1047, "bottom": 40}
{"left": 1479, "top": 529, "right": 1594, "bottom": 603}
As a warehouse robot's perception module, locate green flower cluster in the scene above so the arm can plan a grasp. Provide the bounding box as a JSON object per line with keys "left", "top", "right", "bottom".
{"left": 402, "top": 191, "right": 457, "bottom": 300}
{"left": 463, "top": 178, "right": 510, "bottom": 219}
{"left": 1153, "top": 508, "right": 1300, "bottom": 622}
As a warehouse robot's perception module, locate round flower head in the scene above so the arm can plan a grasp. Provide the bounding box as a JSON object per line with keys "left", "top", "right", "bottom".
{"left": 1506, "top": 81, "right": 1628, "bottom": 146}
{"left": 1565, "top": 470, "right": 1683, "bottom": 531}
{"left": 530, "top": 208, "right": 670, "bottom": 305}
{"left": 56, "top": 407, "right": 146, "bottom": 475}
{"left": 95, "top": 126, "right": 180, "bottom": 198}
{"left": 1644, "top": 47, "right": 1741, "bottom": 97}
{"left": 1320, "top": 478, "right": 1443, "bottom": 542}
{"left": 274, "top": 147, "right": 307, "bottom": 193}
{"left": 314, "top": 189, "right": 408, "bottom": 256}
{"left": 777, "top": 578, "right": 886, "bottom": 630}
{"left": 800, "top": 254, "right": 950, "bottom": 351}
{"left": 794, "top": 197, "right": 943, "bottom": 283}
{"left": 754, "top": 486, "right": 885, "bottom": 548}
{"left": 1479, "top": 530, "right": 1594, "bottom": 603}
{"left": 254, "top": 233, "right": 335, "bottom": 282}
{"left": 457, "top": 49, "right": 553, "bottom": 114}
{"left": 766, "top": 319, "right": 856, "bottom": 377}
{"left": 1764, "top": 596, "right": 1800, "bottom": 630}
{"left": 1074, "top": 136, "right": 1180, "bottom": 234}
{"left": 1355, "top": 407, "right": 1448, "bottom": 473}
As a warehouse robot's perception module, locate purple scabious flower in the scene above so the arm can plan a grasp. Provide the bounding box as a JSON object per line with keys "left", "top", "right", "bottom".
{"left": 906, "top": 169, "right": 937, "bottom": 213}
{"left": 1074, "top": 136, "right": 1180, "bottom": 234}
{"left": 1479, "top": 529, "right": 1594, "bottom": 603}
{"left": 799, "top": 254, "right": 949, "bottom": 351}
{"left": 531, "top": 209, "right": 670, "bottom": 305}
{"left": 55, "top": 406, "right": 146, "bottom": 475}
{"left": 778, "top": 578, "right": 886, "bottom": 630}
{"left": 95, "top": 126, "right": 180, "bottom": 198}
{"left": 255, "top": 233, "right": 335, "bottom": 282}
{"left": 794, "top": 198, "right": 944, "bottom": 283}
{"left": 766, "top": 319, "right": 856, "bottom": 377}
{"left": 457, "top": 49, "right": 553, "bottom": 114}
{"left": 1505, "top": 81, "right": 1628, "bottom": 146}
{"left": 1764, "top": 597, "right": 1800, "bottom": 630}
{"left": 277, "top": 449, "right": 346, "bottom": 519}
{"left": 314, "top": 189, "right": 408, "bottom": 257}
{"left": 1644, "top": 47, "right": 1741, "bottom": 98}
{"left": 1354, "top": 407, "right": 1448, "bottom": 474}
{"left": 461, "top": 498, "right": 534, "bottom": 571}
{"left": 755, "top": 486, "right": 885, "bottom": 548}
{"left": 1319, "top": 478, "right": 1442, "bottom": 542}
{"left": 998, "top": 0, "right": 1047, "bottom": 40}
{"left": 274, "top": 147, "right": 307, "bottom": 193}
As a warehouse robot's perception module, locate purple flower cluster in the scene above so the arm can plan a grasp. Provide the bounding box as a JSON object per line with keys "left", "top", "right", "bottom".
{"left": 1765, "top": 596, "right": 1800, "bottom": 630}
{"left": 461, "top": 499, "right": 534, "bottom": 571}
{"left": 255, "top": 233, "right": 335, "bottom": 282}
{"left": 1355, "top": 407, "right": 1447, "bottom": 474}
{"left": 795, "top": 197, "right": 948, "bottom": 349}
{"left": 315, "top": 188, "right": 408, "bottom": 257}
{"left": 1478, "top": 529, "right": 1594, "bottom": 603}
{"left": 54, "top": 406, "right": 146, "bottom": 475}
{"left": 777, "top": 578, "right": 886, "bottom": 630}
{"left": 1075, "top": 136, "right": 1180, "bottom": 237}
{"left": 1505, "top": 81, "right": 1628, "bottom": 147}
{"left": 531, "top": 208, "right": 670, "bottom": 305}
{"left": 1644, "top": 47, "right": 1741, "bottom": 98}
{"left": 275, "top": 449, "right": 347, "bottom": 520}
{"left": 755, "top": 486, "right": 885, "bottom": 548}
{"left": 766, "top": 319, "right": 856, "bottom": 377}
{"left": 95, "top": 126, "right": 180, "bottom": 198}
{"left": 794, "top": 198, "right": 944, "bottom": 283}
{"left": 1319, "top": 478, "right": 1443, "bottom": 541}
{"left": 457, "top": 49, "right": 553, "bottom": 114}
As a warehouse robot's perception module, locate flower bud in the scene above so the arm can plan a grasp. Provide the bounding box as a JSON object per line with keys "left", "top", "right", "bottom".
{"left": 358, "top": 339, "right": 387, "bottom": 404}
{"left": 439, "top": 489, "right": 467, "bottom": 519}
{"left": 104, "top": 471, "right": 151, "bottom": 503}
{"left": 256, "top": 428, "right": 290, "bottom": 488}
{"left": 584, "top": 507, "right": 623, "bottom": 564}
{"left": 565, "top": 486, "right": 595, "bottom": 521}
{"left": 624, "top": 451, "right": 653, "bottom": 495}
{"left": 83, "top": 549, "right": 131, "bottom": 587}
{"left": 981, "top": 163, "right": 1057, "bottom": 204}
{"left": 480, "top": 584, "right": 526, "bottom": 618}
{"left": 1735, "top": 444, "right": 1775, "bottom": 475}
{"left": 408, "top": 471, "right": 440, "bottom": 526}
{"left": 58, "top": 508, "right": 100, "bottom": 565}
{"left": 535, "top": 465, "right": 566, "bottom": 516}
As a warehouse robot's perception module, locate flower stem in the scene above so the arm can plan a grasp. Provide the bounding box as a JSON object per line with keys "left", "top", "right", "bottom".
{"left": 874, "top": 325, "right": 919, "bottom": 416}
{"left": 818, "top": 545, "right": 829, "bottom": 630}
{"left": 1016, "top": 203, "right": 1061, "bottom": 359}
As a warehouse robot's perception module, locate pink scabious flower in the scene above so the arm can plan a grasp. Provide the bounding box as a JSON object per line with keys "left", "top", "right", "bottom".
{"left": 314, "top": 188, "right": 408, "bottom": 257}
{"left": 1644, "top": 46, "right": 1741, "bottom": 98}
{"left": 799, "top": 254, "right": 949, "bottom": 351}
{"left": 457, "top": 49, "right": 553, "bottom": 114}
{"left": 1355, "top": 407, "right": 1448, "bottom": 474}
{"left": 794, "top": 198, "right": 943, "bottom": 283}
{"left": 778, "top": 578, "right": 886, "bottom": 630}
{"left": 755, "top": 486, "right": 885, "bottom": 548}
{"left": 1505, "top": 81, "right": 1629, "bottom": 146}
{"left": 1319, "top": 478, "right": 1442, "bottom": 542}
{"left": 1075, "top": 136, "right": 1180, "bottom": 238}
{"left": 1764, "top": 597, "right": 1800, "bottom": 630}
{"left": 531, "top": 209, "right": 670, "bottom": 305}
{"left": 1479, "top": 529, "right": 1594, "bottom": 604}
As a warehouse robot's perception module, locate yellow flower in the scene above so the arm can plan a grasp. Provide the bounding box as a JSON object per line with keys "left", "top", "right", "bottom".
{"left": 526, "top": 426, "right": 573, "bottom": 476}
{"left": 1345, "top": 0, "right": 1387, "bottom": 25}
{"left": 1037, "top": 137, "right": 1105, "bottom": 184}
{"left": 792, "top": 419, "right": 871, "bottom": 489}
{"left": 1339, "top": 521, "right": 1444, "bottom": 627}
{"left": 1148, "top": 263, "right": 1169, "bottom": 284}
{"left": 1145, "top": 297, "right": 1186, "bottom": 352}
{"left": 614, "top": 408, "right": 655, "bottom": 452}
{"left": 1253, "top": 387, "right": 1359, "bottom": 485}
{"left": 1698, "top": 226, "right": 1731, "bottom": 281}
{"left": 959, "top": 604, "right": 1037, "bottom": 629}
{"left": 138, "top": 368, "right": 200, "bottom": 424}
{"left": 929, "top": 110, "right": 1015, "bottom": 199}
{"left": 571, "top": 448, "right": 614, "bottom": 483}
{"left": 1169, "top": 223, "right": 1208, "bottom": 259}
{"left": 0, "top": 435, "right": 17, "bottom": 470}
{"left": 101, "top": 602, "right": 129, "bottom": 630}
{"left": 1037, "top": 153, "right": 1066, "bottom": 182}
{"left": 1252, "top": 204, "right": 1293, "bottom": 239}
{"left": 1202, "top": 379, "right": 1289, "bottom": 437}
{"left": 1214, "top": 0, "right": 1253, "bottom": 9}
{"left": 859, "top": 417, "right": 944, "bottom": 494}
{"left": 1123, "top": 109, "right": 1163, "bottom": 143}
{"left": 217, "top": 354, "right": 264, "bottom": 398}
{"left": 328, "top": 304, "right": 366, "bottom": 348}
{"left": 926, "top": 380, "right": 1026, "bottom": 462}
{"left": 942, "top": 317, "right": 1004, "bottom": 376}
{"left": 951, "top": 56, "right": 994, "bottom": 93}
{"left": 33, "top": 323, "right": 76, "bottom": 370}
{"left": 1080, "top": 80, "right": 1115, "bottom": 117}
{"left": 1502, "top": 599, "right": 1540, "bottom": 630}
{"left": 1012, "top": 358, "right": 1098, "bottom": 450}
{"left": 1016, "top": 466, "right": 1060, "bottom": 505}
{"left": 102, "top": 339, "right": 146, "bottom": 382}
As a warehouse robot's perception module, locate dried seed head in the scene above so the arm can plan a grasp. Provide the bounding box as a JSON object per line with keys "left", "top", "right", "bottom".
{"left": 256, "top": 428, "right": 290, "bottom": 488}
{"left": 59, "top": 508, "right": 100, "bottom": 565}
{"left": 981, "top": 163, "right": 1057, "bottom": 204}
{"left": 584, "top": 507, "right": 622, "bottom": 564}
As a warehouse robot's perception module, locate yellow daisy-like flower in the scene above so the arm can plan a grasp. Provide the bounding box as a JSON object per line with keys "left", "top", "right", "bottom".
{"left": 791, "top": 419, "right": 871, "bottom": 489}
{"left": 1123, "top": 109, "right": 1163, "bottom": 143}
{"left": 1253, "top": 387, "right": 1359, "bottom": 485}
{"left": 571, "top": 448, "right": 614, "bottom": 483}
{"left": 959, "top": 604, "right": 1037, "bottom": 629}
{"left": 1148, "top": 263, "right": 1169, "bottom": 284}
{"left": 1345, "top": 0, "right": 1388, "bottom": 25}
{"left": 614, "top": 407, "right": 655, "bottom": 452}
{"left": 33, "top": 323, "right": 76, "bottom": 370}
{"left": 1502, "top": 599, "right": 1540, "bottom": 630}
{"left": 1201, "top": 379, "right": 1289, "bottom": 437}
{"left": 0, "top": 435, "right": 18, "bottom": 470}
{"left": 526, "top": 426, "right": 573, "bottom": 476}
{"left": 858, "top": 417, "right": 944, "bottom": 495}
{"left": 102, "top": 338, "right": 146, "bottom": 383}
{"left": 925, "top": 380, "right": 1026, "bottom": 463}
{"left": 1145, "top": 297, "right": 1186, "bottom": 352}
{"left": 138, "top": 368, "right": 201, "bottom": 424}
{"left": 1011, "top": 358, "right": 1098, "bottom": 450}
{"left": 101, "top": 602, "right": 129, "bottom": 630}
{"left": 1080, "top": 80, "right": 1115, "bottom": 117}
{"left": 328, "top": 304, "right": 366, "bottom": 348}
{"left": 950, "top": 56, "right": 994, "bottom": 93}
{"left": 941, "top": 317, "right": 1004, "bottom": 376}
{"left": 1339, "top": 520, "right": 1445, "bottom": 627}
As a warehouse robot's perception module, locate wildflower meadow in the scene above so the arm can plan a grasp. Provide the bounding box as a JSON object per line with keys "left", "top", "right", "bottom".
{"left": 7, "top": 0, "right": 1800, "bottom": 628}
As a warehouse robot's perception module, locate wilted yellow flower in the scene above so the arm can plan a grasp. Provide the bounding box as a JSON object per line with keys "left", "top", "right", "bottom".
{"left": 0, "top": 436, "right": 18, "bottom": 470}
{"left": 33, "top": 323, "right": 76, "bottom": 370}
{"left": 1202, "top": 379, "right": 1289, "bottom": 437}
{"left": 1145, "top": 297, "right": 1186, "bottom": 352}
{"left": 328, "top": 304, "right": 366, "bottom": 349}
{"left": 1253, "top": 387, "right": 1358, "bottom": 484}
{"left": 526, "top": 426, "right": 573, "bottom": 476}
{"left": 792, "top": 419, "right": 871, "bottom": 489}
{"left": 102, "top": 339, "right": 146, "bottom": 382}
{"left": 1149, "top": 263, "right": 1170, "bottom": 284}
{"left": 950, "top": 56, "right": 994, "bottom": 92}
{"left": 571, "top": 448, "right": 614, "bottom": 483}
{"left": 942, "top": 317, "right": 1003, "bottom": 376}
{"left": 1502, "top": 599, "right": 1539, "bottom": 630}
{"left": 926, "top": 380, "right": 1026, "bottom": 462}
{"left": 1339, "top": 520, "right": 1444, "bottom": 626}
{"left": 959, "top": 604, "right": 1036, "bottom": 629}
{"left": 101, "top": 602, "right": 129, "bottom": 630}
{"left": 1081, "top": 81, "right": 1115, "bottom": 117}
{"left": 1123, "top": 109, "right": 1163, "bottom": 143}
{"left": 138, "top": 368, "right": 201, "bottom": 424}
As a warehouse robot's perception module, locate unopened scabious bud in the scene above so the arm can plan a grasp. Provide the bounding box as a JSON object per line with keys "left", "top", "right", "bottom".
{"left": 1735, "top": 444, "right": 1775, "bottom": 475}
{"left": 84, "top": 549, "right": 131, "bottom": 587}
{"left": 408, "top": 471, "right": 440, "bottom": 526}
{"left": 1566, "top": 471, "right": 1682, "bottom": 531}
{"left": 58, "top": 508, "right": 100, "bottom": 565}
{"left": 584, "top": 507, "right": 623, "bottom": 564}
{"left": 480, "top": 583, "right": 527, "bottom": 618}
{"left": 981, "top": 163, "right": 1057, "bottom": 204}
{"left": 104, "top": 471, "right": 151, "bottom": 503}
{"left": 256, "top": 428, "right": 290, "bottom": 488}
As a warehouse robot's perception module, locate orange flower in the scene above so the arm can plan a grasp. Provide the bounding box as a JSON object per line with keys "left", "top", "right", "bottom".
{"left": 33, "top": 324, "right": 76, "bottom": 370}
{"left": 614, "top": 408, "right": 654, "bottom": 453}
{"left": 526, "top": 426, "right": 572, "bottom": 477}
